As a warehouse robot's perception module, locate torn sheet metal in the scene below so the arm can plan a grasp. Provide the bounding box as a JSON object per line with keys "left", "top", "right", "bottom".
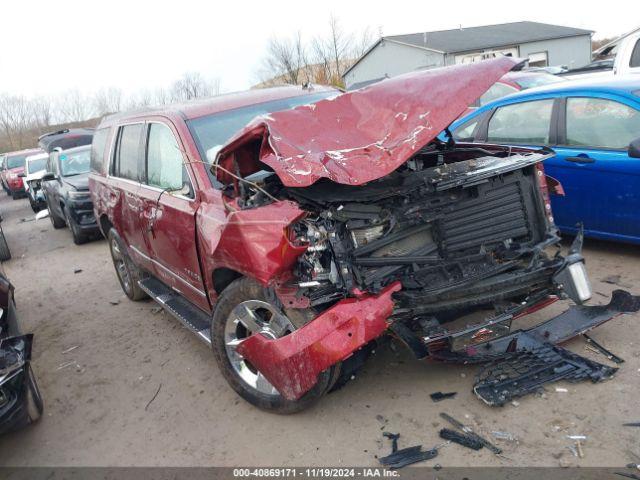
{"left": 215, "top": 57, "right": 522, "bottom": 187}
{"left": 236, "top": 282, "right": 400, "bottom": 400}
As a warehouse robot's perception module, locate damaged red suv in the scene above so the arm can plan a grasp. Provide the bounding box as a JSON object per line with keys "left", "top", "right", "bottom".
{"left": 90, "top": 58, "right": 639, "bottom": 413}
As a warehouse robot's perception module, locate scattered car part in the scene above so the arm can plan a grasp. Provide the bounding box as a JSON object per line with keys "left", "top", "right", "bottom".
{"left": 439, "top": 412, "right": 502, "bottom": 455}
{"left": 583, "top": 333, "right": 625, "bottom": 364}
{"left": 473, "top": 334, "right": 617, "bottom": 406}
{"left": 439, "top": 428, "right": 483, "bottom": 450}
{"left": 616, "top": 472, "right": 640, "bottom": 480}
{"left": 430, "top": 391, "right": 457, "bottom": 402}
{"left": 382, "top": 432, "right": 400, "bottom": 453}
{"left": 623, "top": 423, "right": 640, "bottom": 427}
{"left": 378, "top": 445, "right": 439, "bottom": 469}
{"left": 491, "top": 431, "right": 518, "bottom": 442}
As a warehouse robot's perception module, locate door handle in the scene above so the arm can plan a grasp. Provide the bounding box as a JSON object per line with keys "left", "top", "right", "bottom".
{"left": 564, "top": 156, "right": 595, "bottom": 164}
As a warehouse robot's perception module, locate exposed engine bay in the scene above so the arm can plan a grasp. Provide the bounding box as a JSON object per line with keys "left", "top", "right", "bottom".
{"left": 230, "top": 142, "right": 568, "bottom": 330}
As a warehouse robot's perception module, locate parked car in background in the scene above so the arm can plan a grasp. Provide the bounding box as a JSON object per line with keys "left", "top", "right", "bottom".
{"left": 0, "top": 266, "right": 43, "bottom": 434}
{"left": 88, "top": 59, "right": 635, "bottom": 413}
{"left": 450, "top": 77, "right": 640, "bottom": 244}
{"left": 1, "top": 149, "right": 42, "bottom": 200}
{"left": 20, "top": 152, "right": 49, "bottom": 212}
{"left": 42, "top": 145, "right": 100, "bottom": 245}
{"left": 562, "top": 26, "right": 640, "bottom": 79}
{"left": 38, "top": 128, "right": 95, "bottom": 152}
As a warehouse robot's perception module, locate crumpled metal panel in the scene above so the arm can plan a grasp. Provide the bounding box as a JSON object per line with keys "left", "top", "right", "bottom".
{"left": 215, "top": 57, "right": 522, "bottom": 187}
{"left": 236, "top": 282, "right": 401, "bottom": 400}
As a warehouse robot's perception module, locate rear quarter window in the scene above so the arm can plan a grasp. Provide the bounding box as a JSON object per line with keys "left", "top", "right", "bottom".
{"left": 90, "top": 128, "right": 110, "bottom": 174}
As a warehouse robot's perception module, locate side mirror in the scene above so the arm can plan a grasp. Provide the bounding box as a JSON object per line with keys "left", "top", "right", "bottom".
{"left": 41, "top": 172, "right": 56, "bottom": 181}
{"left": 629, "top": 138, "right": 640, "bottom": 159}
{"left": 17, "top": 173, "right": 25, "bottom": 178}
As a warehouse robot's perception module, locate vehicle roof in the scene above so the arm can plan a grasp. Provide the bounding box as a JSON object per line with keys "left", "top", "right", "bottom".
{"left": 99, "top": 85, "right": 339, "bottom": 127}
{"left": 4, "top": 148, "right": 42, "bottom": 158}
{"left": 493, "top": 76, "right": 640, "bottom": 102}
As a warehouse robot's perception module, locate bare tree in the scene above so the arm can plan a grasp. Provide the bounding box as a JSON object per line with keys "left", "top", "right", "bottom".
{"left": 259, "top": 32, "right": 310, "bottom": 86}
{"left": 94, "top": 87, "right": 123, "bottom": 116}
{"left": 0, "top": 94, "right": 33, "bottom": 149}
{"left": 56, "top": 89, "right": 93, "bottom": 123}
{"left": 170, "top": 72, "right": 219, "bottom": 102}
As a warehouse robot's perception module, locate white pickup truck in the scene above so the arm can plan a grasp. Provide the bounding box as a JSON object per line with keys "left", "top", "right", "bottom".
{"left": 562, "top": 27, "right": 640, "bottom": 79}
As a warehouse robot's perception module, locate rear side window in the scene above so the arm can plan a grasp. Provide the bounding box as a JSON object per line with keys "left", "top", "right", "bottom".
{"left": 565, "top": 97, "right": 640, "bottom": 149}
{"left": 487, "top": 99, "right": 554, "bottom": 145}
{"left": 113, "top": 124, "right": 144, "bottom": 181}
{"left": 91, "top": 128, "right": 110, "bottom": 174}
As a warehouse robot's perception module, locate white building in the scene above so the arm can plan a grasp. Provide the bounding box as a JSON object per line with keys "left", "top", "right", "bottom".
{"left": 344, "top": 21, "right": 593, "bottom": 89}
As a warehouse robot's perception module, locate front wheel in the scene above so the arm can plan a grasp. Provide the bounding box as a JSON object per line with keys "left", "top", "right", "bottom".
{"left": 47, "top": 200, "right": 66, "bottom": 229}
{"left": 64, "top": 208, "right": 88, "bottom": 245}
{"left": 211, "top": 277, "right": 333, "bottom": 414}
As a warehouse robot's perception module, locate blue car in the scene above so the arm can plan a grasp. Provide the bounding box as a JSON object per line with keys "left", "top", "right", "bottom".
{"left": 449, "top": 77, "right": 640, "bottom": 244}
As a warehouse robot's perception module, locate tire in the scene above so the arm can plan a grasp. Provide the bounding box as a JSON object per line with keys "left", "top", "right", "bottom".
{"left": 11, "top": 190, "right": 19, "bottom": 200}
{"left": 47, "top": 200, "right": 66, "bottom": 229}
{"left": 211, "top": 277, "right": 333, "bottom": 414}
{"left": 64, "top": 208, "right": 88, "bottom": 245}
{"left": 0, "top": 227, "right": 11, "bottom": 261}
{"left": 29, "top": 196, "right": 39, "bottom": 213}
{"left": 108, "top": 229, "right": 148, "bottom": 301}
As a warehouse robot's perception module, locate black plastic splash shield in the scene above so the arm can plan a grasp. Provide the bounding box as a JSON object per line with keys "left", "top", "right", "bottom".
{"left": 473, "top": 333, "right": 617, "bottom": 406}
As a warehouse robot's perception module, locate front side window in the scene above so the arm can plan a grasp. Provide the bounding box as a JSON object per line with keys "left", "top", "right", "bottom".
{"left": 60, "top": 148, "right": 91, "bottom": 176}
{"left": 453, "top": 117, "right": 480, "bottom": 141}
{"left": 114, "top": 124, "right": 143, "bottom": 181}
{"left": 487, "top": 99, "right": 554, "bottom": 145}
{"left": 146, "top": 123, "right": 187, "bottom": 192}
{"left": 565, "top": 97, "right": 640, "bottom": 149}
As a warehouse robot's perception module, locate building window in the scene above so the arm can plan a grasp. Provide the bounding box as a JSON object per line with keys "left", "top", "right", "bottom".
{"left": 528, "top": 52, "right": 549, "bottom": 68}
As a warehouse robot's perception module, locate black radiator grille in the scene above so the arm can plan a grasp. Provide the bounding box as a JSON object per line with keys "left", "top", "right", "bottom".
{"left": 439, "top": 180, "right": 531, "bottom": 255}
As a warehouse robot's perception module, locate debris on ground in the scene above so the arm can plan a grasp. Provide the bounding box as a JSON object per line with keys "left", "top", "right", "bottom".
{"left": 56, "top": 361, "right": 76, "bottom": 371}
{"left": 555, "top": 388, "right": 569, "bottom": 393}
{"left": 583, "top": 334, "right": 625, "bottom": 364}
{"left": 439, "top": 428, "right": 483, "bottom": 450}
{"left": 623, "top": 422, "right": 640, "bottom": 427}
{"left": 145, "top": 383, "right": 163, "bottom": 411}
{"left": 151, "top": 306, "right": 163, "bottom": 314}
{"left": 473, "top": 336, "right": 617, "bottom": 406}
{"left": 430, "top": 391, "right": 457, "bottom": 402}
{"left": 439, "top": 412, "right": 502, "bottom": 455}
{"left": 109, "top": 300, "right": 120, "bottom": 306}
{"left": 382, "top": 432, "right": 400, "bottom": 453}
{"left": 378, "top": 445, "right": 439, "bottom": 469}
{"left": 491, "top": 431, "right": 518, "bottom": 442}
{"left": 62, "top": 345, "right": 79, "bottom": 354}
{"left": 73, "top": 268, "right": 83, "bottom": 274}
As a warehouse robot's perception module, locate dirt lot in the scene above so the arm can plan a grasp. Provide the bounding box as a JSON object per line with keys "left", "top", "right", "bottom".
{"left": 0, "top": 192, "right": 638, "bottom": 468}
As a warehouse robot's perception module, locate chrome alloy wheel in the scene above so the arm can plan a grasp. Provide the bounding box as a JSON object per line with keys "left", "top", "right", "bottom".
{"left": 224, "top": 300, "right": 295, "bottom": 396}
{"left": 110, "top": 237, "right": 131, "bottom": 293}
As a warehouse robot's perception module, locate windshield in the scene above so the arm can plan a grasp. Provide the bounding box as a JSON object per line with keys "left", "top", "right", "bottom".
{"left": 514, "top": 73, "right": 565, "bottom": 90}
{"left": 188, "top": 92, "right": 337, "bottom": 166}
{"left": 60, "top": 149, "right": 91, "bottom": 176}
{"left": 28, "top": 158, "right": 47, "bottom": 173}
{"left": 7, "top": 154, "right": 27, "bottom": 169}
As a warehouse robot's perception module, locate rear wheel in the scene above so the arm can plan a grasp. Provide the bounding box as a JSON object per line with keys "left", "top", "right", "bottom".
{"left": 11, "top": 190, "right": 19, "bottom": 200}
{"left": 211, "top": 277, "right": 333, "bottom": 414}
{"left": 108, "top": 229, "right": 148, "bottom": 301}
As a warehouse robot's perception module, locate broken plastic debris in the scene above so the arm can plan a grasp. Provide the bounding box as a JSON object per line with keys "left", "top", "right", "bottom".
{"left": 555, "top": 387, "right": 569, "bottom": 393}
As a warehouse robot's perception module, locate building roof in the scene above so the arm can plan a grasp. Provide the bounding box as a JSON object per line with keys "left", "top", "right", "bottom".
{"left": 344, "top": 22, "right": 593, "bottom": 78}
{"left": 388, "top": 22, "right": 593, "bottom": 54}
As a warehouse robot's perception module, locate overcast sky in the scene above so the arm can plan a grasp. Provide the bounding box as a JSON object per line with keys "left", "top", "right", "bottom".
{"left": 0, "top": 0, "right": 634, "bottom": 97}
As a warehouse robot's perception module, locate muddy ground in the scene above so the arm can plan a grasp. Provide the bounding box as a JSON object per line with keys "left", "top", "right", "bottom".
{"left": 0, "top": 192, "right": 638, "bottom": 468}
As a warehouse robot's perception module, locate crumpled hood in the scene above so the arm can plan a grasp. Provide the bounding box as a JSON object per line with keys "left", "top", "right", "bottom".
{"left": 63, "top": 173, "right": 90, "bottom": 191}
{"left": 215, "top": 57, "right": 522, "bottom": 188}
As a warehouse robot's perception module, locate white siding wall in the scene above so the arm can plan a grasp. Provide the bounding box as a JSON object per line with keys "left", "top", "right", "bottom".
{"left": 519, "top": 35, "right": 592, "bottom": 69}
{"left": 344, "top": 40, "right": 444, "bottom": 88}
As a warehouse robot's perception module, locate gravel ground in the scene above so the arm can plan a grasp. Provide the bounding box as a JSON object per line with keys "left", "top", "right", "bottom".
{"left": 0, "top": 192, "right": 638, "bottom": 468}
